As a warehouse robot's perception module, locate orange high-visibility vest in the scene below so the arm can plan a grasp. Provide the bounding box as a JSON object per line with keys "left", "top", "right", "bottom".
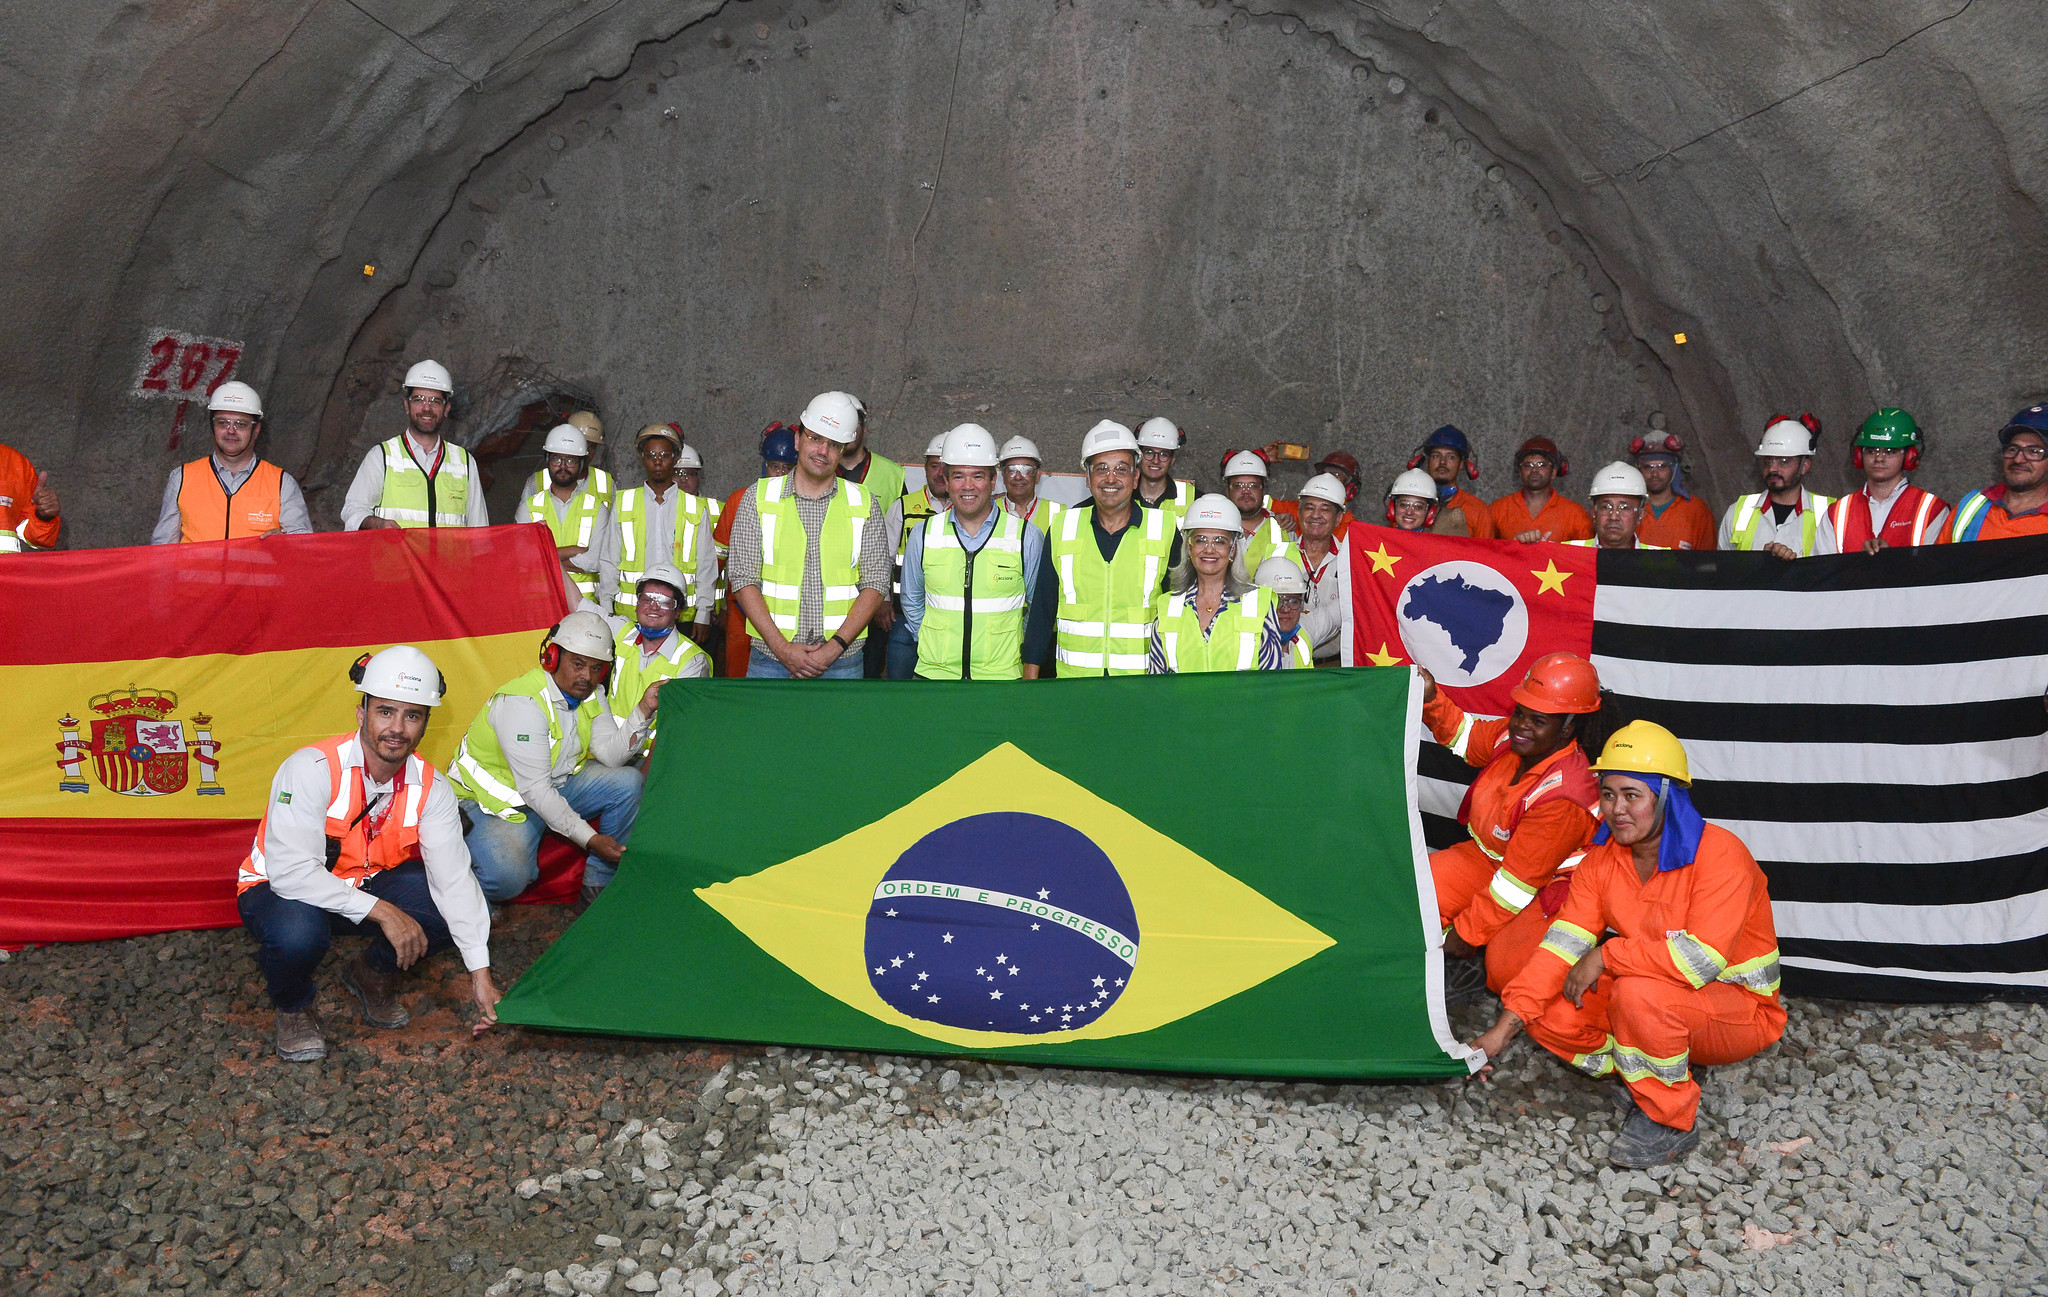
{"left": 237, "top": 734, "right": 435, "bottom": 894}
{"left": 1827, "top": 483, "right": 1945, "bottom": 551}
{"left": 177, "top": 458, "right": 285, "bottom": 542}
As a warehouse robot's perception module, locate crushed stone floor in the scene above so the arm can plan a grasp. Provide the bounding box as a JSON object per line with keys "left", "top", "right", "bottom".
{"left": 2, "top": 908, "right": 2043, "bottom": 1296}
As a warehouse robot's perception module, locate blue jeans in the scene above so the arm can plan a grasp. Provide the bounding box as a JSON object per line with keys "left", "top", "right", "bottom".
{"left": 886, "top": 618, "right": 920, "bottom": 680}
{"left": 237, "top": 862, "right": 452, "bottom": 1012}
{"left": 458, "top": 762, "right": 643, "bottom": 901}
{"left": 746, "top": 642, "right": 866, "bottom": 679}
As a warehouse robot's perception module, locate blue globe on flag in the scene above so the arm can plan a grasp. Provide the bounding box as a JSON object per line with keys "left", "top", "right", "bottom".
{"left": 1395, "top": 560, "right": 1529, "bottom": 688}
{"left": 865, "top": 812, "right": 1139, "bottom": 1034}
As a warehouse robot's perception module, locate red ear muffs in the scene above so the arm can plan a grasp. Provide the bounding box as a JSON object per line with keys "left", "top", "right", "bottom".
{"left": 1343, "top": 480, "right": 1360, "bottom": 504}
{"left": 1406, "top": 450, "right": 1425, "bottom": 471}
{"left": 1556, "top": 453, "right": 1570, "bottom": 478}
{"left": 1386, "top": 500, "right": 1439, "bottom": 528}
{"left": 1905, "top": 446, "right": 1920, "bottom": 471}
{"left": 541, "top": 625, "right": 612, "bottom": 685}
{"left": 1852, "top": 446, "right": 1863, "bottom": 470}
{"left": 1466, "top": 456, "right": 1479, "bottom": 481}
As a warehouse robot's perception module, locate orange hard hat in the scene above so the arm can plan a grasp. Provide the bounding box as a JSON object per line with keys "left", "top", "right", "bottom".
{"left": 1509, "top": 652, "right": 1602, "bottom": 715}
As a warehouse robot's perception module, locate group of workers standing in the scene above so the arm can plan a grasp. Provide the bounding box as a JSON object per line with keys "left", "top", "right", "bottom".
{"left": 11, "top": 360, "right": 2048, "bottom": 1171}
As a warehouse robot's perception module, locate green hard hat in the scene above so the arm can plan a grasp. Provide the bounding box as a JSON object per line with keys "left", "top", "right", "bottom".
{"left": 1856, "top": 408, "right": 1920, "bottom": 448}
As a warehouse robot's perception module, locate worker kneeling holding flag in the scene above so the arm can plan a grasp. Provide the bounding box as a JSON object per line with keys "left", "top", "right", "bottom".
{"left": 1469, "top": 722, "right": 1785, "bottom": 1168}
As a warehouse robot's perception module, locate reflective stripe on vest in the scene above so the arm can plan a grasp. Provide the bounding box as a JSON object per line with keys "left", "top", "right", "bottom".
{"left": 1157, "top": 587, "right": 1268, "bottom": 673}
{"left": 0, "top": 532, "right": 21, "bottom": 553}
{"left": 177, "top": 458, "right": 285, "bottom": 541}
{"left": 374, "top": 437, "right": 472, "bottom": 527}
{"left": 237, "top": 735, "right": 431, "bottom": 893}
{"left": 1049, "top": 504, "right": 1170, "bottom": 676}
{"left": 612, "top": 486, "right": 704, "bottom": 615}
{"left": 1829, "top": 485, "right": 1942, "bottom": 549}
{"left": 895, "top": 488, "right": 944, "bottom": 596}
{"left": 1730, "top": 491, "right": 1831, "bottom": 555}
{"left": 609, "top": 624, "right": 705, "bottom": 755}
{"left": 446, "top": 667, "right": 602, "bottom": 821}
{"left": 915, "top": 509, "right": 1027, "bottom": 680}
{"left": 1949, "top": 490, "right": 1996, "bottom": 543}
{"left": 1241, "top": 516, "right": 1299, "bottom": 572}
{"left": 753, "top": 476, "right": 871, "bottom": 641}
{"left": 528, "top": 482, "right": 604, "bottom": 597}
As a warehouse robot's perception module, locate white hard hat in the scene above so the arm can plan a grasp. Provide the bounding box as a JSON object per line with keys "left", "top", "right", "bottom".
{"left": 1254, "top": 555, "right": 1309, "bottom": 595}
{"left": 924, "top": 433, "right": 948, "bottom": 458}
{"left": 799, "top": 391, "right": 861, "bottom": 444}
{"left": 676, "top": 443, "right": 704, "bottom": 470}
{"left": 1183, "top": 493, "right": 1244, "bottom": 535}
{"left": 999, "top": 435, "right": 1042, "bottom": 464}
{"left": 353, "top": 644, "right": 444, "bottom": 708}
{"left": 941, "top": 423, "right": 999, "bottom": 467}
{"left": 207, "top": 381, "right": 263, "bottom": 418}
{"left": 637, "top": 563, "right": 689, "bottom": 601}
{"left": 1223, "top": 450, "right": 1268, "bottom": 480}
{"left": 542, "top": 424, "right": 589, "bottom": 457}
{"left": 1299, "top": 473, "right": 1349, "bottom": 508}
{"left": 1588, "top": 460, "right": 1648, "bottom": 499}
{"left": 1388, "top": 468, "right": 1439, "bottom": 502}
{"left": 403, "top": 359, "right": 453, "bottom": 393}
{"left": 549, "top": 609, "right": 617, "bottom": 662}
{"left": 1755, "top": 418, "right": 1816, "bottom": 457}
{"left": 1136, "top": 417, "right": 1182, "bottom": 450}
{"left": 1080, "top": 420, "right": 1140, "bottom": 463}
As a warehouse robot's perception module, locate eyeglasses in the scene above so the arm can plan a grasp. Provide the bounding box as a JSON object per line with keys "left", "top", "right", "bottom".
{"left": 1088, "top": 462, "right": 1135, "bottom": 480}
{"left": 1519, "top": 458, "right": 1555, "bottom": 472}
{"left": 212, "top": 417, "right": 256, "bottom": 433}
{"left": 1186, "top": 533, "right": 1235, "bottom": 550}
{"left": 406, "top": 394, "right": 449, "bottom": 407}
{"left": 637, "top": 591, "right": 677, "bottom": 608}
{"left": 1001, "top": 464, "right": 1037, "bottom": 476}
{"left": 1140, "top": 449, "right": 1174, "bottom": 460}
{"left": 1275, "top": 594, "right": 1307, "bottom": 610}
{"left": 1591, "top": 501, "right": 1640, "bottom": 516}
{"left": 2002, "top": 443, "right": 2048, "bottom": 462}
{"left": 641, "top": 444, "right": 679, "bottom": 460}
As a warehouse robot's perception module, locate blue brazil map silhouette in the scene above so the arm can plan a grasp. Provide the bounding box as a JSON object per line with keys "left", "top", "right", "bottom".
{"left": 1401, "top": 574, "right": 1515, "bottom": 671}
{"left": 865, "top": 813, "right": 1139, "bottom": 1035}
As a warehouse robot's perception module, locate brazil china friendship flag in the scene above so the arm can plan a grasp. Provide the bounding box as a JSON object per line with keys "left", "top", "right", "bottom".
{"left": 498, "top": 670, "right": 1483, "bottom": 1079}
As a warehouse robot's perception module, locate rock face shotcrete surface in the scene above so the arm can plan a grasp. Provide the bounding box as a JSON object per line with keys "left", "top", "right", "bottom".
{"left": 2, "top": 1, "right": 2042, "bottom": 544}
{"left": 1, "top": 914, "right": 2044, "bottom": 1295}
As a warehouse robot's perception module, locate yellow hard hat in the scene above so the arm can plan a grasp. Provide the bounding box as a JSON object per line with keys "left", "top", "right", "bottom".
{"left": 566, "top": 410, "right": 604, "bottom": 445}
{"left": 1591, "top": 720, "right": 1691, "bottom": 785}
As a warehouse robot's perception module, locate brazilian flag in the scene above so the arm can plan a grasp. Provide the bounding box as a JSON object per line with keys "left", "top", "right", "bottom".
{"left": 497, "top": 669, "right": 1479, "bottom": 1079}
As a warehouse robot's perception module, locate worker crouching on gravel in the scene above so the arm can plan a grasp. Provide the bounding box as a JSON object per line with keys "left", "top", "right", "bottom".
{"left": 1418, "top": 654, "right": 1612, "bottom": 1004}
{"left": 1473, "top": 722, "right": 1785, "bottom": 1167}
{"left": 236, "top": 647, "right": 499, "bottom": 1062}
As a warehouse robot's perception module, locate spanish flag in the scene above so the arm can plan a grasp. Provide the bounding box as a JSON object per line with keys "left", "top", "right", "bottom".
{"left": 500, "top": 670, "right": 1479, "bottom": 1079}
{"left": 0, "top": 525, "right": 569, "bottom": 944}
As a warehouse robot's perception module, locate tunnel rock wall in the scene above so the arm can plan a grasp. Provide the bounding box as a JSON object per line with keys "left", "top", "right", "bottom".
{"left": 0, "top": 0, "right": 2041, "bottom": 546}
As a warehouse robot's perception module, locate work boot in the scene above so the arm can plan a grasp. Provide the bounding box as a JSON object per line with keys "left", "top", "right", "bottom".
{"left": 1442, "top": 953, "right": 1490, "bottom": 1006}
{"left": 1607, "top": 1106, "right": 1699, "bottom": 1167}
{"left": 340, "top": 951, "right": 411, "bottom": 1029}
{"left": 274, "top": 1010, "right": 327, "bottom": 1063}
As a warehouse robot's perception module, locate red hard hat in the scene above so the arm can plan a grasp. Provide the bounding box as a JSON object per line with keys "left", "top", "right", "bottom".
{"left": 1515, "top": 436, "right": 1562, "bottom": 463}
{"left": 1315, "top": 450, "right": 1361, "bottom": 479}
{"left": 1509, "top": 652, "right": 1601, "bottom": 715}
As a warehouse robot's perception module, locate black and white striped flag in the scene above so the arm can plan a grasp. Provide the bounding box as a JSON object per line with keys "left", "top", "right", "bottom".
{"left": 1415, "top": 536, "right": 2048, "bottom": 1002}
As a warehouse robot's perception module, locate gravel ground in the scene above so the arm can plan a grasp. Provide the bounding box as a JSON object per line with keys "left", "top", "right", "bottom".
{"left": 3, "top": 910, "right": 2045, "bottom": 1296}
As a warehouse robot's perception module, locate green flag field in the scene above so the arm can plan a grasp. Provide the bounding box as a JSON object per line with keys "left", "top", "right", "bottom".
{"left": 497, "top": 668, "right": 1480, "bottom": 1079}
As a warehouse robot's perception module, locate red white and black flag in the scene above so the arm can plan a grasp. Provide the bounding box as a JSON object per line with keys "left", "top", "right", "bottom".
{"left": 1349, "top": 527, "right": 2048, "bottom": 1002}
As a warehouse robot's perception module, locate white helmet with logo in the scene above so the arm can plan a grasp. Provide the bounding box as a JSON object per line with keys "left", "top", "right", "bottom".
{"left": 1080, "top": 420, "right": 1140, "bottom": 463}
{"left": 1183, "top": 493, "right": 1244, "bottom": 535}
{"left": 1254, "top": 555, "right": 1309, "bottom": 595}
{"left": 924, "top": 432, "right": 948, "bottom": 458}
{"left": 637, "top": 563, "right": 689, "bottom": 602}
{"left": 941, "top": 424, "right": 1000, "bottom": 467}
{"left": 999, "top": 435, "right": 1042, "bottom": 464}
{"left": 1588, "top": 461, "right": 1648, "bottom": 499}
{"left": 207, "top": 381, "right": 263, "bottom": 418}
{"left": 1299, "top": 473, "right": 1349, "bottom": 508}
{"left": 1136, "top": 417, "right": 1182, "bottom": 450}
{"left": 403, "top": 359, "right": 454, "bottom": 393}
{"left": 676, "top": 443, "right": 704, "bottom": 470}
{"left": 548, "top": 609, "right": 617, "bottom": 662}
{"left": 1755, "top": 418, "right": 1816, "bottom": 457}
{"left": 1223, "top": 450, "right": 1268, "bottom": 480}
{"left": 799, "top": 391, "right": 861, "bottom": 444}
{"left": 353, "top": 645, "right": 445, "bottom": 708}
{"left": 542, "top": 424, "right": 589, "bottom": 457}
{"left": 1388, "top": 468, "right": 1439, "bottom": 502}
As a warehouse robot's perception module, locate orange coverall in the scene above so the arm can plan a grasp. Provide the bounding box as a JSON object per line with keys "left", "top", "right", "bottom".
{"left": 1636, "top": 494, "right": 1718, "bottom": 551}
{"left": 0, "top": 444, "right": 59, "bottom": 548}
{"left": 1424, "top": 692, "right": 1598, "bottom": 992}
{"left": 1490, "top": 490, "right": 1594, "bottom": 543}
{"left": 1502, "top": 823, "right": 1786, "bottom": 1130}
{"left": 1437, "top": 487, "right": 1497, "bottom": 539}
{"left": 715, "top": 484, "right": 751, "bottom": 678}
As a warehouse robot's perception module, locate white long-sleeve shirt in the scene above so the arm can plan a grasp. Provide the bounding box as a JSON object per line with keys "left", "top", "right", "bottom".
{"left": 340, "top": 431, "right": 491, "bottom": 530}
{"left": 1297, "top": 539, "right": 1350, "bottom": 659}
{"left": 586, "top": 483, "right": 719, "bottom": 624}
{"left": 483, "top": 677, "right": 648, "bottom": 847}
{"left": 151, "top": 456, "right": 314, "bottom": 543}
{"left": 256, "top": 743, "right": 491, "bottom": 971}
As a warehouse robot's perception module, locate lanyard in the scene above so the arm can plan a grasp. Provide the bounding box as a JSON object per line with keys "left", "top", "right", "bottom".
{"left": 351, "top": 766, "right": 405, "bottom": 845}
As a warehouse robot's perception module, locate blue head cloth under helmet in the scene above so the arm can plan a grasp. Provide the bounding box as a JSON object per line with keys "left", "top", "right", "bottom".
{"left": 1591, "top": 774, "right": 1707, "bottom": 873}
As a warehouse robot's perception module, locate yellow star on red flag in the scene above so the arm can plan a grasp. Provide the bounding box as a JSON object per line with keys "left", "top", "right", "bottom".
{"left": 1363, "top": 641, "right": 1404, "bottom": 667}
{"left": 1365, "top": 543, "right": 1401, "bottom": 576}
{"left": 1530, "top": 560, "right": 1572, "bottom": 595}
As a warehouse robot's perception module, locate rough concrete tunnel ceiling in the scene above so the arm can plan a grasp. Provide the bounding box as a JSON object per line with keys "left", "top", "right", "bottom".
{"left": 4, "top": 0, "right": 2043, "bottom": 545}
